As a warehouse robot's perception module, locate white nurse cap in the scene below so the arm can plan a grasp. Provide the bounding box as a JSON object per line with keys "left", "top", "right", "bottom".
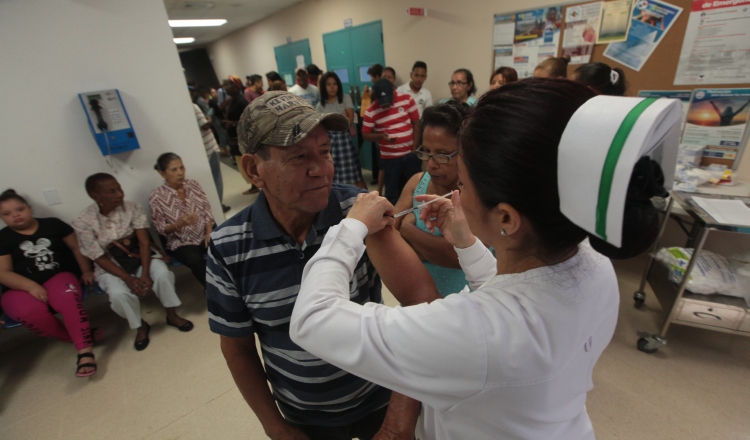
{"left": 558, "top": 96, "right": 683, "bottom": 248}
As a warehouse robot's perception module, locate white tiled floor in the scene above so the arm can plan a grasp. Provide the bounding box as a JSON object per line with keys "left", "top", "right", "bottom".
{"left": 1, "top": 163, "right": 750, "bottom": 439}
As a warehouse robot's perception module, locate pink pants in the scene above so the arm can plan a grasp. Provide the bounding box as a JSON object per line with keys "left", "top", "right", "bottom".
{"left": 1, "top": 272, "right": 92, "bottom": 350}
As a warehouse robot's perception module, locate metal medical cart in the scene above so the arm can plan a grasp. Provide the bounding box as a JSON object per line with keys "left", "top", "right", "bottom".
{"left": 634, "top": 191, "right": 750, "bottom": 354}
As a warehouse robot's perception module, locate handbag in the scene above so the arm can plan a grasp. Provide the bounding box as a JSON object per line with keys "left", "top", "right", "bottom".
{"left": 107, "top": 233, "right": 143, "bottom": 275}
{"left": 107, "top": 232, "right": 169, "bottom": 275}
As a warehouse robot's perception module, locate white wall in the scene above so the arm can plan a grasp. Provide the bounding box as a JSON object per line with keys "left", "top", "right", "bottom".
{"left": 0, "top": 0, "right": 224, "bottom": 226}
{"left": 208, "top": 0, "right": 750, "bottom": 181}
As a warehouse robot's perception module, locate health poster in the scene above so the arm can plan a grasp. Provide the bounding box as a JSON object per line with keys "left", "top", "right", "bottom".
{"left": 493, "top": 14, "right": 516, "bottom": 70}
{"left": 674, "top": 0, "right": 750, "bottom": 85}
{"left": 603, "top": 0, "right": 683, "bottom": 71}
{"left": 512, "top": 7, "right": 563, "bottom": 78}
{"left": 562, "top": 2, "right": 603, "bottom": 64}
{"left": 597, "top": 0, "right": 633, "bottom": 43}
{"left": 682, "top": 88, "right": 750, "bottom": 168}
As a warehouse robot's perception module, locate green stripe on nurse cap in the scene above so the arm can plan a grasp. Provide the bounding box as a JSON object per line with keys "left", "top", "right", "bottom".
{"left": 557, "top": 96, "right": 683, "bottom": 248}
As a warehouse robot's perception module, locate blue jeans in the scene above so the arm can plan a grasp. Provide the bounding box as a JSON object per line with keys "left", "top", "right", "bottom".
{"left": 381, "top": 152, "right": 421, "bottom": 205}
{"left": 208, "top": 152, "right": 223, "bottom": 203}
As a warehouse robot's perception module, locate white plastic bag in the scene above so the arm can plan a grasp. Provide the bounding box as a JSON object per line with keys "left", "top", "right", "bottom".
{"left": 655, "top": 247, "right": 742, "bottom": 297}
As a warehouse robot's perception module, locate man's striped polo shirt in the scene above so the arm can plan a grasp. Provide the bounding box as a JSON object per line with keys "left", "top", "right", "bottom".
{"left": 206, "top": 184, "right": 390, "bottom": 426}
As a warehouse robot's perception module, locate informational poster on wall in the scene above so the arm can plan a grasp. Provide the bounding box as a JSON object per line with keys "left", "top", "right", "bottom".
{"left": 596, "top": 0, "right": 633, "bottom": 43}
{"left": 493, "top": 14, "right": 516, "bottom": 69}
{"left": 562, "top": 2, "right": 603, "bottom": 64}
{"left": 603, "top": 0, "right": 683, "bottom": 71}
{"left": 637, "top": 90, "right": 693, "bottom": 130}
{"left": 682, "top": 88, "right": 750, "bottom": 168}
{"left": 674, "top": 0, "right": 750, "bottom": 85}
{"left": 512, "top": 7, "right": 563, "bottom": 78}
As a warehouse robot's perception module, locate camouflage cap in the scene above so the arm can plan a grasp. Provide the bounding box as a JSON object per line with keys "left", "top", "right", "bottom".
{"left": 237, "top": 91, "right": 350, "bottom": 154}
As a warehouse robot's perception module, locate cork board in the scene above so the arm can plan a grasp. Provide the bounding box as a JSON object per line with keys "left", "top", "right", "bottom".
{"left": 562, "top": 0, "right": 750, "bottom": 94}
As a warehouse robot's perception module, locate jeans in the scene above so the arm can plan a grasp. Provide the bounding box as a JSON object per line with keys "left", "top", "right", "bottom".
{"left": 381, "top": 152, "right": 422, "bottom": 205}
{"left": 208, "top": 151, "right": 223, "bottom": 203}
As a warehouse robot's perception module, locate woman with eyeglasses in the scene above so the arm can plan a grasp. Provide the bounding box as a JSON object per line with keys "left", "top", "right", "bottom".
{"left": 441, "top": 68, "right": 477, "bottom": 106}
{"left": 393, "top": 101, "right": 470, "bottom": 296}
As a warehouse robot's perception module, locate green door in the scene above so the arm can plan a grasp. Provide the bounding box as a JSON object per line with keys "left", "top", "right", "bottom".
{"left": 274, "top": 39, "right": 312, "bottom": 87}
{"left": 322, "top": 21, "right": 385, "bottom": 170}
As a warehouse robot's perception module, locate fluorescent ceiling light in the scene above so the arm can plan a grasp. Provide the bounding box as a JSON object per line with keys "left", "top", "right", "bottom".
{"left": 169, "top": 19, "right": 227, "bottom": 27}
{"left": 174, "top": 37, "right": 196, "bottom": 44}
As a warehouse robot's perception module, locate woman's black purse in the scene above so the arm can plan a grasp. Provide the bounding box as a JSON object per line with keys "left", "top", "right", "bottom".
{"left": 107, "top": 233, "right": 143, "bottom": 274}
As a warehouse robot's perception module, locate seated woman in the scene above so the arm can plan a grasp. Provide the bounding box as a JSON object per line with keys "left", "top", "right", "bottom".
{"left": 149, "top": 153, "right": 214, "bottom": 287}
{"left": 0, "top": 189, "right": 102, "bottom": 377}
{"left": 72, "top": 173, "right": 193, "bottom": 351}
{"left": 489, "top": 66, "right": 518, "bottom": 90}
{"left": 291, "top": 79, "right": 666, "bottom": 438}
{"left": 394, "top": 101, "right": 470, "bottom": 296}
{"left": 571, "top": 62, "right": 627, "bottom": 96}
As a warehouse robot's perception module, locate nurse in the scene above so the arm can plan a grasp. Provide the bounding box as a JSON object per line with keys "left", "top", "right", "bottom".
{"left": 290, "top": 79, "right": 670, "bottom": 439}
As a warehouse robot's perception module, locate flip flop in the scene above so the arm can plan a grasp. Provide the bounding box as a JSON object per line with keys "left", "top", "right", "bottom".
{"left": 76, "top": 352, "right": 97, "bottom": 378}
{"left": 134, "top": 321, "right": 150, "bottom": 351}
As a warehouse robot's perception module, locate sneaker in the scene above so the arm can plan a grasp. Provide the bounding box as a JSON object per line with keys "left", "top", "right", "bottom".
{"left": 222, "top": 204, "right": 231, "bottom": 213}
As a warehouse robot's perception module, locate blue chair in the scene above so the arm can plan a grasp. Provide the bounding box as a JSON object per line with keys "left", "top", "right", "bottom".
{"left": 1, "top": 313, "right": 22, "bottom": 330}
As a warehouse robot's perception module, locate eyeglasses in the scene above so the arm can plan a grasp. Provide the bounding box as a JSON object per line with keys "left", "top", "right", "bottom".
{"left": 448, "top": 81, "right": 468, "bottom": 86}
{"left": 415, "top": 147, "right": 458, "bottom": 164}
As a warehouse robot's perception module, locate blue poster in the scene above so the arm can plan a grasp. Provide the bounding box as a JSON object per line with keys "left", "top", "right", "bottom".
{"left": 603, "top": 0, "right": 682, "bottom": 71}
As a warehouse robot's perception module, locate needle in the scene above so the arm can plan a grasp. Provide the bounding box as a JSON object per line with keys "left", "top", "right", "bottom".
{"left": 392, "top": 192, "right": 453, "bottom": 218}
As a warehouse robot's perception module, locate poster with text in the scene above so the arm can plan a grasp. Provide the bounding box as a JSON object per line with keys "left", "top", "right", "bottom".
{"left": 603, "top": 0, "right": 683, "bottom": 71}
{"left": 513, "top": 7, "right": 563, "bottom": 78}
{"left": 493, "top": 14, "right": 516, "bottom": 70}
{"left": 674, "top": 0, "right": 750, "bottom": 85}
{"left": 682, "top": 88, "right": 750, "bottom": 168}
{"left": 597, "top": 0, "right": 633, "bottom": 43}
{"left": 563, "top": 2, "right": 603, "bottom": 64}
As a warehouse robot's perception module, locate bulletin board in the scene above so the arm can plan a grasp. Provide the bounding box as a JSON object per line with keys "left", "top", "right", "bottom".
{"left": 560, "top": 0, "right": 750, "bottom": 94}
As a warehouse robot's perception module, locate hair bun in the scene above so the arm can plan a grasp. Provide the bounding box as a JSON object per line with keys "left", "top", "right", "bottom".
{"left": 590, "top": 157, "right": 666, "bottom": 259}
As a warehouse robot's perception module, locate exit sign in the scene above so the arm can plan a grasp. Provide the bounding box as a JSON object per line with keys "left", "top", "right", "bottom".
{"left": 405, "top": 7, "right": 427, "bottom": 16}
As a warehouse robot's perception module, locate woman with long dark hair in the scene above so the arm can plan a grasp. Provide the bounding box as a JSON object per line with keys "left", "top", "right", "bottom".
{"left": 316, "top": 71, "right": 367, "bottom": 189}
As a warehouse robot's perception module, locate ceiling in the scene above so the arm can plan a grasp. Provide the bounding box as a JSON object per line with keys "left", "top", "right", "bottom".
{"left": 164, "top": 0, "right": 305, "bottom": 47}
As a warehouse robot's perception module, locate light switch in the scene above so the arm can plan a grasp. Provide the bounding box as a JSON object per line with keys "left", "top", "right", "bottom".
{"left": 42, "top": 188, "right": 62, "bottom": 206}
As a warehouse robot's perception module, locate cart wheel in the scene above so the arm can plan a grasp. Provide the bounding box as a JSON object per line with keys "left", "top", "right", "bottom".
{"left": 637, "top": 337, "right": 657, "bottom": 354}
{"left": 633, "top": 291, "right": 646, "bottom": 309}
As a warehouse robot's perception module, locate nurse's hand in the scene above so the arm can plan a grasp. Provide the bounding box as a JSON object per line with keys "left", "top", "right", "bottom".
{"left": 347, "top": 191, "right": 394, "bottom": 235}
{"left": 417, "top": 190, "right": 476, "bottom": 249}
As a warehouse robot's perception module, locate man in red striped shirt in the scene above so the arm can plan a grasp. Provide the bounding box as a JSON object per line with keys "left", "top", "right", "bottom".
{"left": 362, "top": 79, "right": 422, "bottom": 204}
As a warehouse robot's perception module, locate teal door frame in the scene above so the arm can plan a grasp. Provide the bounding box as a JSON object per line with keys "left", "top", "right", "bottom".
{"left": 274, "top": 39, "right": 312, "bottom": 87}
{"left": 322, "top": 21, "right": 385, "bottom": 170}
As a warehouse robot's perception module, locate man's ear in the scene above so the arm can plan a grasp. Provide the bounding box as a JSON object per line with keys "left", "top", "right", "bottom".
{"left": 242, "top": 154, "right": 266, "bottom": 189}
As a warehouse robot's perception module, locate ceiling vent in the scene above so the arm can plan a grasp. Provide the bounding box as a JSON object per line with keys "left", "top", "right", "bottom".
{"left": 180, "top": 1, "right": 215, "bottom": 9}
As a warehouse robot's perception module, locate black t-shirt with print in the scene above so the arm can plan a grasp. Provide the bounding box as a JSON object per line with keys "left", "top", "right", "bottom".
{"left": 0, "top": 217, "right": 79, "bottom": 286}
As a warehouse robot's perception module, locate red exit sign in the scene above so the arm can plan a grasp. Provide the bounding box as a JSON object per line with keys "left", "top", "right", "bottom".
{"left": 405, "top": 7, "right": 427, "bottom": 16}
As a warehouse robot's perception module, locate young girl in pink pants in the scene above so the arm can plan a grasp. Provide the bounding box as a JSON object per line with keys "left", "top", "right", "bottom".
{"left": 0, "top": 189, "right": 101, "bottom": 377}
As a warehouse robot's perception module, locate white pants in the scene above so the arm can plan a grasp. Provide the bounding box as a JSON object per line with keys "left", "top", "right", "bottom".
{"left": 96, "top": 259, "right": 182, "bottom": 329}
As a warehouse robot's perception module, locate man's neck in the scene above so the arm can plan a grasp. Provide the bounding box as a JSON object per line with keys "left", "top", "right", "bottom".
{"left": 267, "top": 201, "right": 317, "bottom": 245}
{"left": 409, "top": 82, "right": 422, "bottom": 93}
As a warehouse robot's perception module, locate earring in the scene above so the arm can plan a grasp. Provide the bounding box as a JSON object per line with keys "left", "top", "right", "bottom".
{"left": 501, "top": 228, "right": 507, "bottom": 236}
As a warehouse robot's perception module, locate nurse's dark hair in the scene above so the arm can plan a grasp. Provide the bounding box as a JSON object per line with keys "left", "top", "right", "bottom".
{"left": 154, "top": 152, "right": 181, "bottom": 172}
{"left": 573, "top": 62, "right": 626, "bottom": 96}
{"left": 460, "top": 78, "right": 662, "bottom": 261}
{"left": 420, "top": 100, "right": 470, "bottom": 139}
{"left": 0, "top": 189, "right": 28, "bottom": 206}
{"left": 84, "top": 173, "right": 116, "bottom": 196}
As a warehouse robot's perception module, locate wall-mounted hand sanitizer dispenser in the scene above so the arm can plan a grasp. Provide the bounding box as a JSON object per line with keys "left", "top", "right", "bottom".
{"left": 79, "top": 89, "right": 140, "bottom": 156}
